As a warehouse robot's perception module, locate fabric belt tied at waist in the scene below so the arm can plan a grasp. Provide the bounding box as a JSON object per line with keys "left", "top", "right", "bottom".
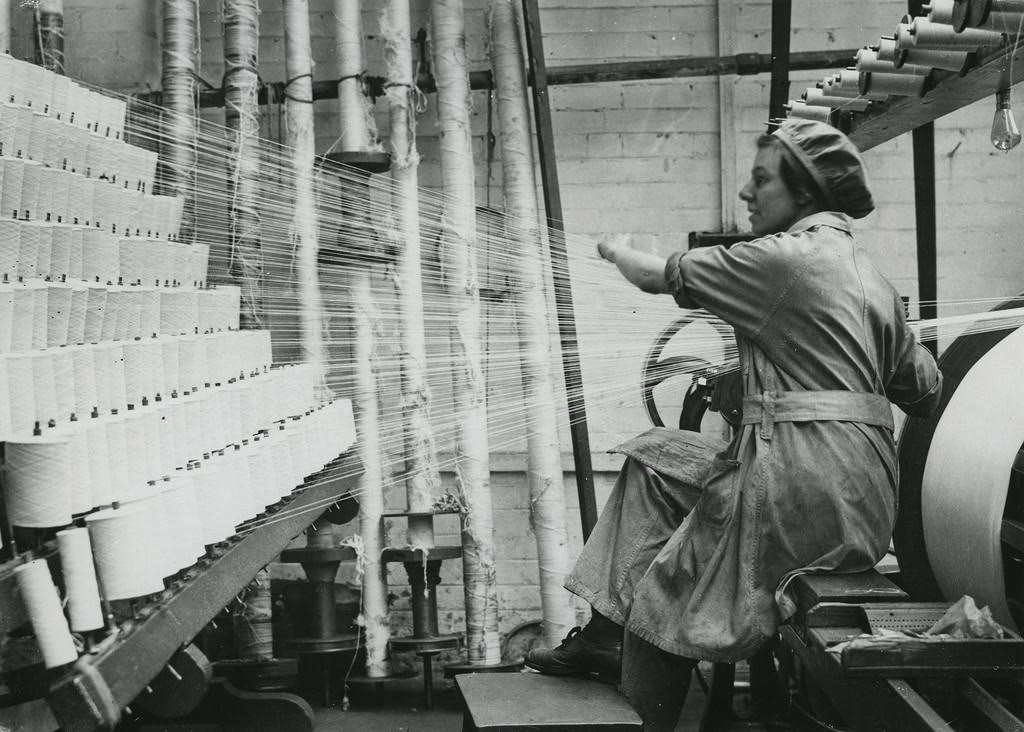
{"left": 740, "top": 390, "right": 894, "bottom": 440}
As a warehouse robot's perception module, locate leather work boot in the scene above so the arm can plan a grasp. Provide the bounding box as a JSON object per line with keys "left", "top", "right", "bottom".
{"left": 524, "top": 626, "right": 622, "bottom": 683}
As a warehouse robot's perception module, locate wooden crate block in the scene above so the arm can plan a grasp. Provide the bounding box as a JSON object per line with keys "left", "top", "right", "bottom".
{"left": 456, "top": 672, "right": 642, "bottom": 731}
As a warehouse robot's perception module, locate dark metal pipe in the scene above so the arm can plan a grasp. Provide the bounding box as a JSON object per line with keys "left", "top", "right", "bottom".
{"left": 175, "top": 49, "right": 860, "bottom": 109}
{"left": 769, "top": 0, "right": 793, "bottom": 120}
{"left": 912, "top": 123, "right": 938, "bottom": 356}
{"left": 521, "top": 0, "right": 599, "bottom": 540}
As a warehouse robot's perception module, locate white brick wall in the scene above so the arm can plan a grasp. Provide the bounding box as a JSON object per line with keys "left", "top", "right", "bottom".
{"left": 12, "top": 0, "right": 1024, "bottom": 654}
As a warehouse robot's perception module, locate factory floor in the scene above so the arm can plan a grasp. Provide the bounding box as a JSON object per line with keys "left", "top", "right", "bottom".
{"left": 313, "top": 670, "right": 709, "bottom": 731}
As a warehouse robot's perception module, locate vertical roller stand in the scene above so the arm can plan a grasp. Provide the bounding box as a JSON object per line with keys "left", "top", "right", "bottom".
{"left": 382, "top": 511, "right": 463, "bottom": 710}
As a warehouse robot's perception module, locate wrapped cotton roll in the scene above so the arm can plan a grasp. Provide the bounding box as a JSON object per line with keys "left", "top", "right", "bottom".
{"left": 117, "top": 287, "right": 144, "bottom": 341}
{"left": 230, "top": 444, "right": 262, "bottom": 520}
{"left": 19, "top": 160, "right": 42, "bottom": 221}
{"left": 190, "top": 460, "right": 235, "bottom": 545}
{"left": 52, "top": 421, "right": 93, "bottom": 515}
{"left": 101, "top": 414, "right": 129, "bottom": 502}
{"left": 6, "top": 104, "right": 32, "bottom": 160}
{"left": 247, "top": 440, "right": 276, "bottom": 508}
{"left": 49, "top": 170, "right": 72, "bottom": 225}
{"left": 164, "top": 473, "right": 205, "bottom": 567}
{"left": 35, "top": 168, "right": 57, "bottom": 223}
{"left": 33, "top": 224, "right": 54, "bottom": 279}
{"left": 68, "top": 227, "right": 84, "bottom": 281}
{"left": 50, "top": 226, "right": 73, "bottom": 281}
{"left": 117, "top": 238, "right": 144, "bottom": 286}
{"left": 160, "top": 336, "right": 181, "bottom": 396}
{"left": 0, "top": 219, "right": 19, "bottom": 279}
{"left": 83, "top": 284, "right": 107, "bottom": 343}
{"left": 14, "top": 559, "right": 78, "bottom": 668}
{"left": 67, "top": 283, "right": 88, "bottom": 345}
{"left": 68, "top": 175, "right": 93, "bottom": 228}
{"left": 93, "top": 343, "right": 128, "bottom": 414}
{"left": 138, "top": 286, "right": 161, "bottom": 338}
{"left": 87, "top": 503, "right": 166, "bottom": 600}
{"left": 176, "top": 335, "right": 203, "bottom": 392}
{"left": 137, "top": 409, "right": 164, "bottom": 483}
{"left": 180, "top": 393, "right": 204, "bottom": 461}
{"left": 167, "top": 395, "right": 192, "bottom": 467}
{"left": 0, "top": 283, "right": 13, "bottom": 354}
{"left": 2, "top": 353, "right": 37, "bottom": 436}
{"left": 52, "top": 347, "right": 76, "bottom": 424}
{"left": 268, "top": 428, "right": 297, "bottom": 499}
{"left": 49, "top": 74, "right": 73, "bottom": 122}
{"left": 896, "top": 46, "right": 971, "bottom": 72}
{"left": 81, "top": 229, "right": 119, "bottom": 285}
{"left": 17, "top": 220, "right": 40, "bottom": 280}
{"left": 22, "top": 63, "right": 53, "bottom": 114}
{"left": 71, "top": 345, "right": 98, "bottom": 418}
{"left": 803, "top": 87, "right": 873, "bottom": 111}
{"left": 30, "top": 351, "right": 59, "bottom": 426}
{"left": 122, "top": 340, "right": 151, "bottom": 408}
{"left": 84, "top": 414, "right": 112, "bottom": 507}
{"left": 57, "top": 528, "right": 105, "bottom": 632}
{"left": 4, "top": 435, "right": 74, "bottom": 527}
{"left": 99, "top": 286, "right": 121, "bottom": 342}
{"left": 153, "top": 398, "right": 177, "bottom": 476}
{"left": 860, "top": 70, "right": 928, "bottom": 97}
{"left": 0, "top": 156, "right": 24, "bottom": 221}
{"left": 46, "top": 283, "right": 73, "bottom": 348}
{"left": 119, "top": 410, "right": 152, "bottom": 488}
{"left": 0, "top": 105, "right": 20, "bottom": 158}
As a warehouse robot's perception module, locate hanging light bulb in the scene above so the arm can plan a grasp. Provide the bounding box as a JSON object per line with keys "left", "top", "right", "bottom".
{"left": 991, "top": 88, "right": 1022, "bottom": 151}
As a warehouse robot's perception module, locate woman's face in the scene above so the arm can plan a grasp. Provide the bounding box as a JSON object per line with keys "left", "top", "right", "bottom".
{"left": 738, "top": 144, "right": 808, "bottom": 236}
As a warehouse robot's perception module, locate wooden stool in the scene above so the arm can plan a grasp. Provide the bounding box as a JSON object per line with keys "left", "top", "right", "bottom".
{"left": 456, "top": 671, "right": 642, "bottom": 731}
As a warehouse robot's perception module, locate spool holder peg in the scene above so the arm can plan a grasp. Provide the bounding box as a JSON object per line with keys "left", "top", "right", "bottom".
{"left": 380, "top": 516, "right": 463, "bottom": 710}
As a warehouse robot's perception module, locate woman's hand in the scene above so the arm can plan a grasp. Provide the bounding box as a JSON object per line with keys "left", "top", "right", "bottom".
{"left": 597, "top": 233, "right": 631, "bottom": 263}
{"left": 597, "top": 234, "right": 670, "bottom": 295}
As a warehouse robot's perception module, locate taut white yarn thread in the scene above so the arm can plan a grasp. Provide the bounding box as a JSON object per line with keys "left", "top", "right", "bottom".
{"left": 57, "top": 527, "right": 105, "bottom": 632}
{"left": 14, "top": 559, "right": 79, "bottom": 667}
{"left": 4, "top": 435, "right": 74, "bottom": 527}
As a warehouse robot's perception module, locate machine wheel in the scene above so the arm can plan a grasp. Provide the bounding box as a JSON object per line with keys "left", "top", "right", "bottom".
{"left": 641, "top": 316, "right": 735, "bottom": 429}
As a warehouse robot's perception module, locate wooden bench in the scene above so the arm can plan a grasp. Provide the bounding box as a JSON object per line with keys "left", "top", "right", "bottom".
{"left": 456, "top": 671, "right": 642, "bottom": 731}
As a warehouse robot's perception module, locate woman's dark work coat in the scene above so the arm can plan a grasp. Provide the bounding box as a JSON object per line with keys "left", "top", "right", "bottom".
{"left": 618, "top": 212, "right": 942, "bottom": 662}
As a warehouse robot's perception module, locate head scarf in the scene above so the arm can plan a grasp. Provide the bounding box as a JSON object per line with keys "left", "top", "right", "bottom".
{"left": 771, "top": 119, "right": 875, "bottom": 219}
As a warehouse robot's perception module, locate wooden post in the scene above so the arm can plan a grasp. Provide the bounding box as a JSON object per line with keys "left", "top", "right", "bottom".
{"left": 334, "top": 0, "right": 391, "bottom": 679}
{"left": 0, "top": 0, "right": 11, "bottom": 55}
{"left": 717, "top": 0, "right": 739, "bottom": 232}
{"left": 381, "top": 0, "right": 441, "bottom": 548}
{"left": 431, "top": 0, "right": 500, "bottom": 665}
{"left": 488, "top": 0, "right": 576, "bottom": 647}
{"left": 160, "top": 0, "right": 198, "bottom": 242}
{"left": 34, "top": 0, "right": 65, "bottom": 75}
{"left": 223, "top": 0, "right": 264, "bottom": 329}
{"left": 283, "top": 0, "right": 327, "bottom": 389}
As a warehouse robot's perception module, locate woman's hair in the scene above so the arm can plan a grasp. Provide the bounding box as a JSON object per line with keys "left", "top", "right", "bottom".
{"left": 755, "top": 133, "right": 830, "bottom": 211}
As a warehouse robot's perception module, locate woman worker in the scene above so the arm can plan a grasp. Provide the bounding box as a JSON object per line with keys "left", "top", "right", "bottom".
{"left": 525, "top": 118, "right": 944, "bottom": 730}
